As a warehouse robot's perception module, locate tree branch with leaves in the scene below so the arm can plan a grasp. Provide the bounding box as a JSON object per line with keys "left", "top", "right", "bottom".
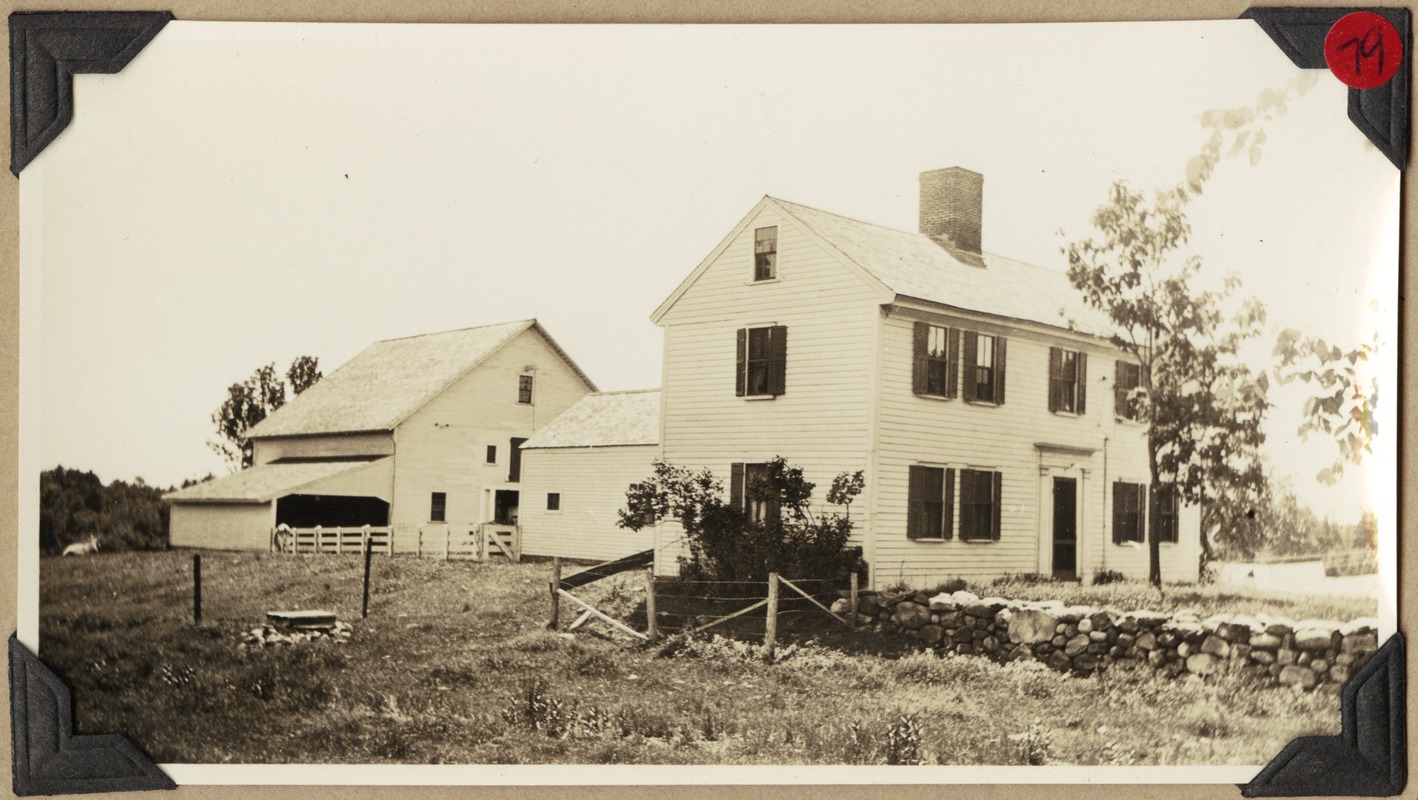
{"left": 209, "top": 356, "right": 322, "bottom": 469}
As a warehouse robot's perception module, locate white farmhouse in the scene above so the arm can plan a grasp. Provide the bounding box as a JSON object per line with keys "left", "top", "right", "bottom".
{"left": 165, "top": 319, "right": 597, "bottom": 552}
{"left": 649, "top": 167, "right": 1201, "bottom": 587}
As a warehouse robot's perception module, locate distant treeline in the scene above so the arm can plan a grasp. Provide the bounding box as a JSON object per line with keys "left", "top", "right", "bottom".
{"left": 39, "top": 467, "right": 209, "bottom": 555}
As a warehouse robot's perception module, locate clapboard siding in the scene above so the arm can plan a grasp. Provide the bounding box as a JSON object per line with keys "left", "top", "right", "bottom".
{"left": 170, "top": 502, "right": 272, "bottom": 550}
{"left": 300, "top": 457, "right": 395, "bottom": 501}
{"left": 657, "top": 207, "right": 880, "bottom": 564}
{"left": 872, "top": 311, "right": 1200, "bottom": 586}
{"left": 251, "top": 432, "right": 394, "bottom": 464}
{"left": 390, "top": 327, "right": 593, "bottom": 552}
{"left": 520, "top": 445, "right": 657, "bottom": 561}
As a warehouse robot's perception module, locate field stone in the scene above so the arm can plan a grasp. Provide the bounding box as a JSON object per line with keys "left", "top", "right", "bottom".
{"left": 1265, "top": 618, "right": 1295, "bottom": 637}
{"left": 963, "top": 601, "right": 995, "bottom": 619}
{"left": 1064, "top": 634, "right": 1090, "bottom": 657}
{"left": 1047, "top": 650, "right": 1071, "bottom": 670}
{"left": 1088, "top": 630, "right": 1108, "bottom": 642}
{"left": 1329, "top": 665, "right": 1351, "bottom": 684}
{"left": 1086, "top": 642, "right": 1106, "bottom": 655}
{"left": 1342, "top": 633, "right": 1378, "bottom": 654}
{"left": 1059, "top": 606, "right": 1091, "bottom": 623}
{"left": 954, "top": 627, "right": 974, "bottom": 643}
{"left": 951, "top": 590, "right": 980, "bottom": 606}
{"left": 893, "top": 602, "right": 931, "bottom": 629}
{"left": 1295, "top": 628, "right": 1336, "bottom": 651}
{"left": 994, "top": 609, "right": 1013, "bottom": 628}
{"left": 1008, "top": 609, "right": 1061, "bottom": 644}
{"left": 1090, "top": 609, "right": 1117, "bottom": 630}
{"left": 1277, "top": 649, "right": 1297, "bottom": 666}
{"left": 1279, "top": 665, "right": 1320, "bottom": 690}
{"left": 1297, "top": 651, "right": 1313, "bottom": 667}
{"left": 1340, "top": 617, "right": 1379, "bottom": 636}
{"left": 1147, "top": 649, "right": 1167, "bottom": 668}
{"left": 1074, "top": 654, "right": 1100, "bottom": 671}
{"left": 1310, "top": 658, "right": 1329, "bottom": 674}
{"left": 927, "top": 593, "right": 958, "bottom": 612}
{"left": 1186, "top": 653, "right": 1220, "bottom": 675}
{"left": 1177, "top": 642, "right": 1193, "bottom": 659}
{"left": 857, "top": 596, "right": 881, "bottom": 616}
{"left": 1249, "top": 633, "right": 1284, "bottom": 650}
{"left": 1077, "top": 617, "right": 1094, "bottom": 634}
{"left": 1200, "top": 635, "right": 1231, "bottom": 658}
{"left": 1135, "top": 631, "right": 1158, "bottom": 651}
{"left": 830, "top": 598, "right": 852, "bottom": 614}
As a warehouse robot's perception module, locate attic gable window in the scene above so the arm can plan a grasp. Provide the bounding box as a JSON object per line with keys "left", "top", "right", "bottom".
{"left": 1115, "top": 361, "right": 1143, "bottom": 421}
{"left": 912, "top": 322, "right": 959, "bottom": 398}
{"left": 736, "top": 325, "right": 787, "bottom": 397}
{"left": 518, "top": 374, "right": 534, "bottom": 404}
{"left": 963, "top": 331, "right": 1006, "bottom": 405}
{"left": 1048, "top": 348, "right": 1088, "bottom": 414}
{"left": 754, "top": 226, "right": 778, "bottom": 281}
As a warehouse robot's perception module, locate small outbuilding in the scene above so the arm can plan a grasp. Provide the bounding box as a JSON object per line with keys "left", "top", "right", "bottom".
{"left": 518, "top": 390, "right": 660, "bottom": 562}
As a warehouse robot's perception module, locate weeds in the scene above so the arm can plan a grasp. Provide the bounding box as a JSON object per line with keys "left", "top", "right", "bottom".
{"left": 884, "top": 713, "right": 926, "bottom": 765}
{"left": 1009, "top": 718, "right": 1053, "bottom": 765}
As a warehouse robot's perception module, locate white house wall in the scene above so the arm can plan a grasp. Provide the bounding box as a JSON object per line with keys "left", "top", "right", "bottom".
{"left": 252, "top": 432, "right": 393, "bottom": 465}
{"left": 656, "top": 206, "right": 882, "bottom": 572}
{"left": 390, "top": 328, "right": 592, "bottom": 552}
{"left": 169, "top": 502, "right": 272, "bottom": 550}
{"left": 520, "top": 445, "right": 657, "bottom": 562}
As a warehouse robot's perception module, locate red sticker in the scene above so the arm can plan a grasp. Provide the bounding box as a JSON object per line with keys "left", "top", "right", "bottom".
{"left": 1324, "top": 11, "right": 1403, "bottom": 89}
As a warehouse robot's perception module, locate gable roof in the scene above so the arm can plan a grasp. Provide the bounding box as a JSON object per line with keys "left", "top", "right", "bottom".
{"left": 770, "top": 199, "right": 1112, "bottom": 337}
{"left": 163, "top": 458, "right": 390, "bottom": 503}
{"left": 247, "top": 320, "right": 598, "bottom": 439}
{"left": 652, "top": 195, "right": 1112, "bottom": 339}
{"left": 521, "top": 390, "right": 660, "bottom": 449}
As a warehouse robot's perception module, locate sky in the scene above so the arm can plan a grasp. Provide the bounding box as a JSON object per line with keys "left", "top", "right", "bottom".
{"left": 22, "top": 21, "right": 1397, "bottom": 524}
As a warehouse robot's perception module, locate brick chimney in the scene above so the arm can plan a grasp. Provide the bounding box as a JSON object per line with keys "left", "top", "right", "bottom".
{"left": 919, "top": 167, "right": 984, "bottom": 262}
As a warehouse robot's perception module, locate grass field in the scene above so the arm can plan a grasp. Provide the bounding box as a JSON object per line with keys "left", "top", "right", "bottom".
{"left": 39, "top": 550, "right": 1363, "bottom": 766}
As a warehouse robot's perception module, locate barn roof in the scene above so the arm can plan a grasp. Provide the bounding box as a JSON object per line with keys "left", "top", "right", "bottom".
{"left": 769, "top": 198, "right": 1114, "bottom": 337}
{"left": 163, "top": 458, "right": 390, "bottom": 503}
{"left": 246, "top": 319, "right": 597, "bottom": 439}
{"left": 521, "top": 390, "right": 660, "bottom": 449}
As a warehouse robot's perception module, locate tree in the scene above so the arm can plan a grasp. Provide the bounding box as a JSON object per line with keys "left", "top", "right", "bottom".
{"left": 1063, "top": 183, "right": 1270, "bottom": 586}
{"left": 618, "top": 457, "right": 865, "bottom": 586}
{"left": 38, "top": 466, "right": 171, "bottom": 554}
{"left": 209, "top": 356, "right": 321, "bottom": 469}
{"left": 1272, "top": 329, "right": 1378, "bottom": 484}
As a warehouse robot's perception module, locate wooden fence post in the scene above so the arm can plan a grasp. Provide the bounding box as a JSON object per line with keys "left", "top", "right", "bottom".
{"left": 849, "top": 571, "right": 859, "bottom": 629}
{"left": 192, "top": 554, "right": 202, "bottom": 626}
{"left": 645, "top": 568, "right": 659, "bottom": 640}
{"left": 548, "top": 557, "right": 562, "bottom": 630}
{"left": 416, "top": 525, "right": 424, "bottom": 560}
{"left": 362, "top": 533, "right": 373, "bottom": 619}
{"left": 478, "top": 525, "right": 488, "bottom": 562}
{"left": 444, "top": 524, "right": 451, "bottom": 562}
{"left": 764, "top": 572, "right": 779, "bottom": 660}
{"left": 312, "top": 525, "right": 321, "bottom": 555}
{"left": 336, "top": 526, "right": 344, "bottom": 555}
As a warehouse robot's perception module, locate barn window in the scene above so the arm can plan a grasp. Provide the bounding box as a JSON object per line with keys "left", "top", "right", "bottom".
{"left": 1112, "top": 482, "right": 1145, "bottom": 544}
{"left": 518, "top": 374, "right": 534, "bottom": 404}
{"left": 1154, "top": 485, "right": 1179, "bottom": 543}
{"left": 959, "top": 469, "right": 1002, "bottom": 541}
{"left": 729, "top": 462, "right": 779, "bottom": 523}
{"left": 912, "top": 322, "right": 959, "bottom": 399}
{"left": 486, "top": 445, "right": 497, "bottom": 464}
{"left": 430, "top": 492, "right": 447, "bottom": 523}
{"left": 736, "top": 326, "right": 787, "bottom": 397}
{"left": 754, "top": 226, "right": 778, "bottom": 281}
{"left": 1048, "top": 348, "right": 1088, "bottom": 414}
{"left": 1115, "top": 361, "right": 1143, "bottom": 420}
{"left": 907, "top": 465, "right": 955, "bottom": 540}
{"left": 963, "top": 332, "right": 1006, "bottom": 405}
{"left": 547, "top": 493, "right": 561, "bottom": 511}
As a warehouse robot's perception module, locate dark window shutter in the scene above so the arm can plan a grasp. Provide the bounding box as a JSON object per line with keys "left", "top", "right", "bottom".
{"left": 959, "top": 469, "right": 976, "bottom": 539}
{"left": 962, "top": 331, "right": 978, "bottom": 402}
{"left": 1077, "top": 352, "right": 1088, "bottom": 414}
{"left": 991, "top": 471, "right": 1002, "bottom": 540}
{"left": 1112, "top": 482, "right": 1124, "bottom": 544}
{"left": 1139, "top": 484, "right": 1148, "bottom": 544}
{"left": 944, "top": 467, "right": 955, "bottom": 540}
{"left": 946, "top": 328, "right": 960, "bottom": 398}
{"left": 994, "top": 337, "right": 1007, "bottom": 405}
{"left": 736, "top": 328, "right": 747, "bottom": 397}
{"left": 509, "top": 437, "right": 527, "bottom": 482}
{"left": 730, "top": 462, "right": 745, "bottom": 510}
{"left": 912, "top": 322, "right": 929, "bottom": 395}
{"left": 1048, "top": 347, "right": 1062, "bottom": 412}
{"left": 768, "top": 325, "right": 788, "bottom": 396}
{"left": 1115, "top": 360, "right": 1128, "bottom": 417}
{"left": 907, "top": 465, "right": 925, "bottom": 539}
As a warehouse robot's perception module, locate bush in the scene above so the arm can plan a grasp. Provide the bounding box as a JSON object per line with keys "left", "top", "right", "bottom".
{"left": 1092, "top": 568, "right": 1128, "bottom": 585}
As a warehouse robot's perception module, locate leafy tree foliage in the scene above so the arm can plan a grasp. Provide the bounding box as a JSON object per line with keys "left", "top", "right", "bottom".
{"left": 39, "top": 467, "right": 171, "bottom": 554}
{"left": 1063, "top": 182, "right": 1270, "bottom": 587}
{"left": 209, "top": 356, "right": 321, "bottom": 469}
{"left": 618, "top": 457, "right": 865, "bottom": 586}
{"left": 1273, "top": 329, "right": 1378, "bottom": 485}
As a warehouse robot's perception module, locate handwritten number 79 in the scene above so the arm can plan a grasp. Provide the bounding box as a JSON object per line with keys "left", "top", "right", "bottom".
{"left": 1338, "top": 26, "right": 1385, "bottom": 77}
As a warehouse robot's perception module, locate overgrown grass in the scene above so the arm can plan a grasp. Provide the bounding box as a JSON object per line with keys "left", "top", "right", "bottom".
{"left": 41, "top": 550, "right": 1343, "bottom": 765}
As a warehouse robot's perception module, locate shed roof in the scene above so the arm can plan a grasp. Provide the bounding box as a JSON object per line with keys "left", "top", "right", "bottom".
{"left": 163, "top": 458, "right": 391, "bottom": 504}
{"left": 521, "top": 390, "right": 660, "bottom": 449}
{"left": 770, "top": 198, "right": 1114, "bottom": 337}
{"left": 246, "top": 319, "right": 597, "bottom": 438}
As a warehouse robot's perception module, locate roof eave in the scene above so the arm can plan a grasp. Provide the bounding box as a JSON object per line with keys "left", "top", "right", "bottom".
{"left": 886, "top": 296, "right": 1117, "bottom": 349}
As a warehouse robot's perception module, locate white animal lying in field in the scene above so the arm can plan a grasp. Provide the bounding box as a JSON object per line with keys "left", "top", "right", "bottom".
{"left": 62, "top": 535, "right": 100, "bottom": 556}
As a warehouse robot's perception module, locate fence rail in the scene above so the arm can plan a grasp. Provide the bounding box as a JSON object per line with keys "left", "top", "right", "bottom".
{"left": 273, "top": 522, "right": 520, "bottom": 561}
{"left": 275, "top": 525, "right": 392, "bottom": 556}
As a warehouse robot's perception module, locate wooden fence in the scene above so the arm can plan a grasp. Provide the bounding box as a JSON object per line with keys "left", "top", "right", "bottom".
{"left": 411, "top": 523, "right": 521, "bottom": 562}
{"left": 273, "top": 522, "right": 520, "bottom": 561}
{"left": 276, "top": 525, "right": 392, "bottom": 556}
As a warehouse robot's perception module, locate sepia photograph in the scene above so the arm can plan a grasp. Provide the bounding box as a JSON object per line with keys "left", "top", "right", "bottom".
{"left": 15, "top": 15, "right": 1399, "bottom": 785}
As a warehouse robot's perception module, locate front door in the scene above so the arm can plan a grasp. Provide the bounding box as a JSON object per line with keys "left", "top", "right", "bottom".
{"left": 1051, "top": 477, "right": 1078, "bottom": 580}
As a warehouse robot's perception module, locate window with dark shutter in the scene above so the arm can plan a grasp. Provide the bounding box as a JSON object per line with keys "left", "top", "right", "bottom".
{"left": 486, "top": 445, "right": 497, "bottom": 464}
{"left": 509, "top": 437, "right": 528, "bottom": 482}
{"left": 430, "top": 492, "right": 447, "bottom": 522}
{"left": 1115, "top": 361, "right": 1142, "bottom": 421}
{"left": 547, "top": 493, "right": 561, "bottom": 511}
{"left": 1112, "top": 482, "right": 1145, "bottom": 544}
{"left": 959, "top": 469, "right": 1001, "bottom": 541}
{"left": 907, "top": 465, "right": 955, "bottom": 540}
{"left": 729, "top": 462, "right": 745, "bottom": 510}
{"left": 1154, "top": 485, "right": 1179, "bottom": 543}
{"left": 738, "top": 326, "right": 786, "bottom": 397}
{"left": 963, "top": 332, "right": 1003, "bottom": 404}
{"left": 1050, "top": 348, "right": 1087, "bottom": 414}
{"left": 913, "top": 322, "right": 956, "bottom": 398}
{"left": 730, "top": 462, "right": 777, "bottom": 522}
{"left": 754, "top": 226, "right": 778, "bottom": 281}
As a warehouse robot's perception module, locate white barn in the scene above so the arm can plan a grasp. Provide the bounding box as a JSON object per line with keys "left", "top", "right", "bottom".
{"left": 166, "top": 319, "right": 597, "bottom": 552}
{"left": 518, "top": 390, "right": 660, "bottom": 562}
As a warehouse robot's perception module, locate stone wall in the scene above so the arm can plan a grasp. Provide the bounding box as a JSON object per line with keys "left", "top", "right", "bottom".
{"left": 832, "top": 589, "right": 1380, "bottom": 692}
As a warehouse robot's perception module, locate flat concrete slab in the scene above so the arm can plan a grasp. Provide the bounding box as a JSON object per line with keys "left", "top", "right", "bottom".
{"left": 266, "top": 610, "right": 337, "bottom": 630}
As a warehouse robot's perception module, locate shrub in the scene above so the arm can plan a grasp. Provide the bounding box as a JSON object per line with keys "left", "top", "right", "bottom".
{"left": 1092, "top": 568, "right": 1128, "bottom": 585}
{"left": 884, "top": 713, "right": 926, "bottom": 765}
{"left": 991, "top": 572, "right": 1055, "bottom": 587}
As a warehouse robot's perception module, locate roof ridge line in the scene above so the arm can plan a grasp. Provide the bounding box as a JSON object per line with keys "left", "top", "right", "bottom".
{"left": 374, "top": 318, "right": 534, "bottom": 344}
